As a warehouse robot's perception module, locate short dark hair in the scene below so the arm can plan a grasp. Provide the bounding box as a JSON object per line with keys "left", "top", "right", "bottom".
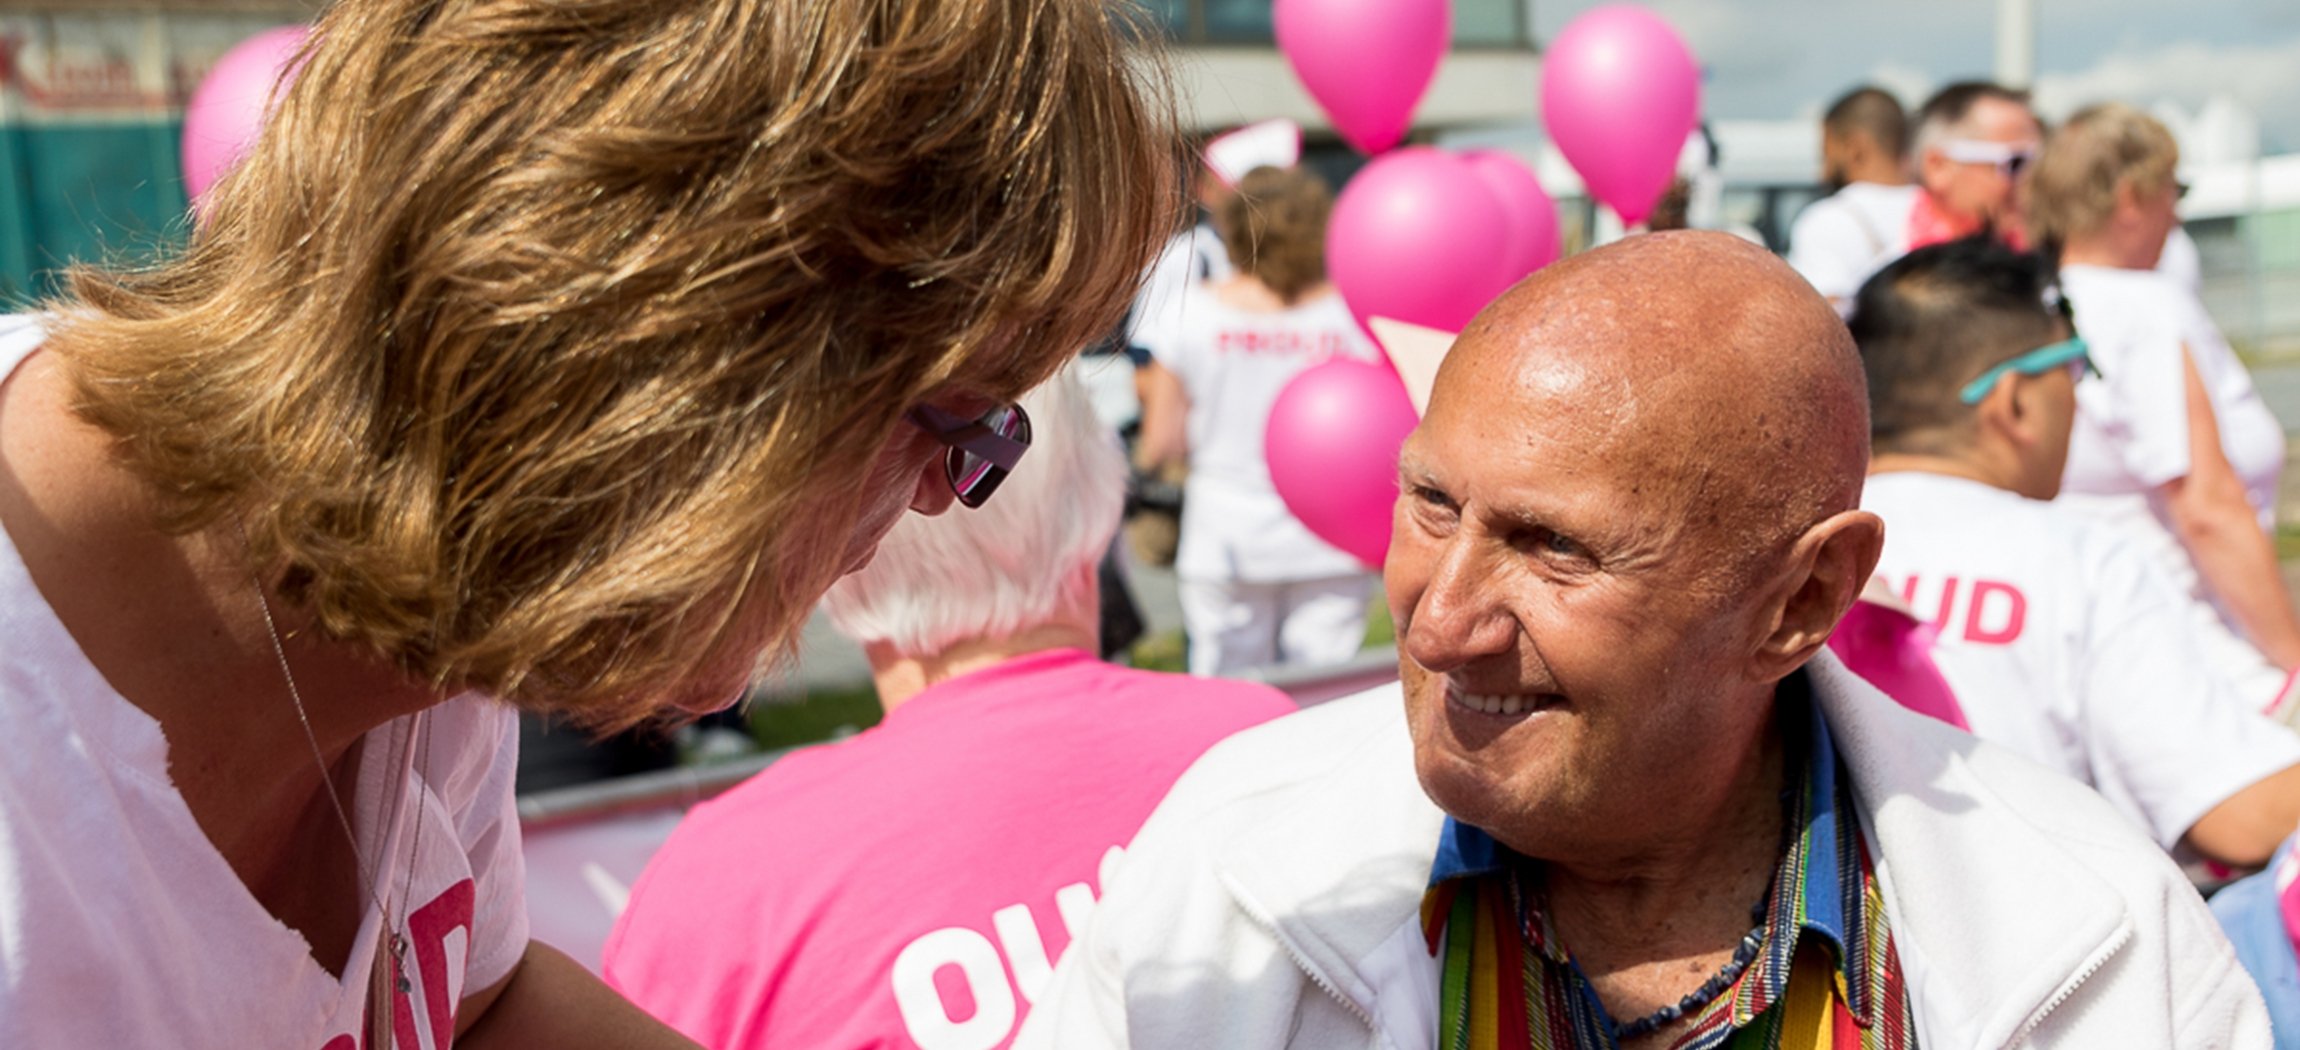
{"left": 1914, "top": 80, "right": 2033, "bottom": 157}
{"left": 1824, "top": 87, "right": 1907, "bottom": 159}
{"left": 1849, "top": 237, "right": 2063, "bottom": 456}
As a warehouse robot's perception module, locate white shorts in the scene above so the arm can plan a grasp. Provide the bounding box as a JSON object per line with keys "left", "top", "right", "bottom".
{"left": 1177, "top": 574, "right": 1371, "bottom": 678}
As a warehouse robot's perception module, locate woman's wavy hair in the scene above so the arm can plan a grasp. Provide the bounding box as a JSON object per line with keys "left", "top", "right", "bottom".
{"left": 1216, "top": 165, "right": 1334, "bottom": 304}
{"left": 46, "top": 0, "right": 1177, "bottom": 729}
{"left": 2026, "top": 102, "right": 2179, "bottom": 253}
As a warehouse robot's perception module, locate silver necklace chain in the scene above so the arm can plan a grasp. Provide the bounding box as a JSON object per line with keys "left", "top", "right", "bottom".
{"left": 242, "top": 527, "right": 429, "bottom": 1040}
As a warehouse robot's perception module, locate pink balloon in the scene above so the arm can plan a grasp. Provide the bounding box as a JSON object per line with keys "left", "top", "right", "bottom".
{"left": 1540, "top": 5, "right": 1700, "bottom": 226}
{"left": 1266, "top": 358, "right": 1421, "bottom": 568}
{"left": 1461, "top": 150, "right": 1561, "bottom": 287}
{"left": 181, "top": 26, "right": 309, "bottom": 207}
{"left": 1327, "top": 148, "right": 1514, "bottom": 334}
{"left": 1274, "top": 0, "right": 1448, "bottom": 155}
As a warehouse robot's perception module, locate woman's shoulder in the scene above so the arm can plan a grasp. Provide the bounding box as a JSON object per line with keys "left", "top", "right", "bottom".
{"left": 409, "top": 695, "right": 520, "bottom": 806}
{"left": 2062, "top": 264, "right": 2187, "bottom": 313}
{"left": 2063, "top": 266, "right": 2188, "bottom": 348}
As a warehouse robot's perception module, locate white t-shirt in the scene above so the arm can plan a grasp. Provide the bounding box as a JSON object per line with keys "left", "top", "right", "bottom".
{"left": 1125, "top": 224, "right": 1233, "bottom": 363}
{"left": 0, "top": 317, "right": 528, "bottom": 1049}
{"left": 1864, "top": 471, "right": 2300, "bottom": 848}
{"left": 2056, "top": 264, "right": 2287, "bottom": 691}
{"left": 2158, "top": 225, "right": 2204, "bottom": 296}
{"left": 1163, "top": 287, "right": 1375, "bottom": 583}
{"left": 1785, "top": 182, "right": 1919, "bottom": 313}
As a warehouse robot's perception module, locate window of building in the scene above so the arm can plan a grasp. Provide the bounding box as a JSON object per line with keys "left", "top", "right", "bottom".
{"left": 1155, "top": 0, "right": 1530, "bottom": 47}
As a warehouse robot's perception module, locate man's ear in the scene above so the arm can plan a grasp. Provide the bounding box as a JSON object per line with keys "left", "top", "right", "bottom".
{"left": 1918, "top": 148, "right": 1952, "bottom": 194}
{"left": 2001, "top": 370, "right": 2054, "bottom": 450}
{"left": 2111, "top": 177, "right": 2143, "bottom": 224}
{"left": 1972, "top": 373, "right": 2029, "bottom": 448}
{"left": 1753, "top": 509, "right": 1886, "bottom": 681}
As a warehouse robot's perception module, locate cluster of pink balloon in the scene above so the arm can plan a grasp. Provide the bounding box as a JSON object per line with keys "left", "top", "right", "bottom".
{"left": 1264, "top": 1, "right": 1700, "bottom": 569}
{"left": 180, "top": 25, "right": 308, "bottom": 214}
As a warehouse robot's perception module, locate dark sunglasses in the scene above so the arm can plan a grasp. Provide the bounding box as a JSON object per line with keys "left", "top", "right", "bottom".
{"left": 906, "top": 402, "right": 1031, "bottom": 509}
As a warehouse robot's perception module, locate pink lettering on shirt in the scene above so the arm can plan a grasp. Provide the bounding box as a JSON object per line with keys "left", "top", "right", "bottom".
{"left": 1962, "top": 581, "right": 2028, "bottom": 644}
{"left": 314, "top": 878, "right": 476, "bottom": 1050}
{"left": 1892, "top": 575, "right": 2029, "bottom": 646}
{"left": 1214, "top": 328, "right": 1352, "bottom": 358}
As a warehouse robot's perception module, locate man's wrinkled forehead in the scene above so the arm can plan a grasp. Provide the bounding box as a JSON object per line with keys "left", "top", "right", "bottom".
{"left": 1423, "top": 309, "right": 1708, "bottom": 512}
{"left": 1432, "top": 294, "right": 1670, "bottom": 446}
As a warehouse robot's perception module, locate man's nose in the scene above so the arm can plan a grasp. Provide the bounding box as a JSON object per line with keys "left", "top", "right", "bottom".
{"left": 1400, "top": 537, "right": 1517, "bottom": 674}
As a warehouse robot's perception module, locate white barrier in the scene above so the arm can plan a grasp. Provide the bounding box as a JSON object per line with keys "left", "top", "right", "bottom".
{"left": 520, "top": 647, "right": 1402, "bottom": 971}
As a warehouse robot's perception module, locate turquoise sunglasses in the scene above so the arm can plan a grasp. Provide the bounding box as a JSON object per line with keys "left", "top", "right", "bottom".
{"left": 1958, "top": 336, "right": 2098, "bottom": 405}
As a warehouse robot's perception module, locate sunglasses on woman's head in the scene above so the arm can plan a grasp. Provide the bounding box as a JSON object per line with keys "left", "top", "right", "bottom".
{"left": 906, "top": 402, "right": 1032, "bottom": 509}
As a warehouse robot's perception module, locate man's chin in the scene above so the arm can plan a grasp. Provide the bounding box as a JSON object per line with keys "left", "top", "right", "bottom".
{"left": 1412, "top": 744, "right": 1536, "bottom": 841}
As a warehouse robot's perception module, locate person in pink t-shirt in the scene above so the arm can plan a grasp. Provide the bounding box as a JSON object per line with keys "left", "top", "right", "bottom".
{"left": 602, "top": 373, "right": 1296, "bottom": 1050}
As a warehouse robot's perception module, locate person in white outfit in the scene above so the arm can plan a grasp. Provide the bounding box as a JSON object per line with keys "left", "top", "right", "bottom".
{"left": 0, "top": 0, "right": 1175, "bottom": 1044}
{"left": 1789, "top": 82, "right": 2044, "bottom": 316}
{"left": 1787, "top": 86, "right": 1920, "bottom": 313}
{"left": 2031, "top": 103, "right": 2300, "bottom": 711}
{"left": 1851, "top": 235, "right": 2300, "bottom": 867}
{"left": 1136, "top": 165, "right": 1378, "bottom": 677}
{"left": 1021, "top": 232, "right": 2269, "bottom": 1049}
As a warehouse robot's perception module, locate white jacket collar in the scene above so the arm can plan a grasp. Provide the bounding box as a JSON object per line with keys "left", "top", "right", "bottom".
{"left": 1804, "top": 652, "right": 2133, "bottom": 1047}
{"left": 1206, "top": 654, "right": 2135, "bottom": 1047}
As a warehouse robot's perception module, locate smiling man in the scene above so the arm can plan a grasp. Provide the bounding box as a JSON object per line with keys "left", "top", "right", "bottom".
{"left": 1016, "top": 231, "right": 2269, "bottom": 1049}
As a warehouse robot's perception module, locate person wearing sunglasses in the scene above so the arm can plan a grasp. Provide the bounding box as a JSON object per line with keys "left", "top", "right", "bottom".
{"left": 1784, "top": 81, "right": 2038, "bottom": 318}
{"left": 2030, "top": 103, "right": 2300, "bottom": 718}
{"left": 1909, "top": 81, "right": 2044, "bottom": 252}
{"left": 604, "top": 373, "right": 1295, "bottom": 1050}
{"left": 0, "top": 0, "right": 1174, "bottom": 1046}
{"left": 1857, "top": 236, "right": 2300, "bottom": 875}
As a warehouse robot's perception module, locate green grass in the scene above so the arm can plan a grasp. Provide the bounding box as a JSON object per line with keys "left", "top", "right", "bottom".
{"left": 1128, "top": 629, "right": 1188, "bottom": 673}
{"left": 746, "top": 682, "right": 883, "bottom": 753}
{"left": 1362, "top": 595, "right": 1395, "bottom": 647}
{"left": 2278, "top": 524, "right": 2300, "bottom": 562}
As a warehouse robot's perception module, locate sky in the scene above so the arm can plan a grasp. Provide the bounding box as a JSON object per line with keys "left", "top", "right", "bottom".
{"left": 1529, "top": 0, "right": 2300, "bottom": 153}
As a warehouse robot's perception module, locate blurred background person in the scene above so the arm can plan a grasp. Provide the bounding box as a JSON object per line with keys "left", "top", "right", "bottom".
{"left": 1910, "top": 81, "right": 2043, "bottom": 249}
{"left": 1107, "top": 147, "right": 1231, "bottom": 574}
{"left": 2031, "top": 102, "right": 2300, "bottom": 712}
{"left": 1135, "top": 165, "right": 1380, "bottom": 677}
{"left": 1788, "top": 85, "right": 1918, "bottom": 312}
{"left": 602, "top": 373, "right": 1295, "bottom": 1050}
{"left": 1853, "top": 237, "right": 2300, "bottom": 868}
{"left": 1785, "top": 81, "right": 2037, "bottom": 315}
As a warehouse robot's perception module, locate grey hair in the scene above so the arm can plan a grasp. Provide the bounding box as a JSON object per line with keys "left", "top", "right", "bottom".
{"left": 820, "top": 365, "right": 1127, "bottom": 657}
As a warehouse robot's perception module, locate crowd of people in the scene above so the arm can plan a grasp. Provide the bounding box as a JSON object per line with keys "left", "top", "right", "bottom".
{"left": 6, "top": 0, "right": 2300, "bottom": 1047}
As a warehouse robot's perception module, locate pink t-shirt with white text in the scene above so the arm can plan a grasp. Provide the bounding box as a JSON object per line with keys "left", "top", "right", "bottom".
{"left": 602, "top": 649, "right": 1296, "bottom": 1050}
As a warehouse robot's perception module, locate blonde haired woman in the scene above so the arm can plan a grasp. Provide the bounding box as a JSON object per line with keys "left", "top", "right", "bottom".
{"left": 2031, "top": 103, "right": 2300, "bottom": 710}
{"left": 0, "top": 0, "right": 1172, "bottom": 1045}
{"left": 1138, "top": 165, "right": 1379, "bottom": 676}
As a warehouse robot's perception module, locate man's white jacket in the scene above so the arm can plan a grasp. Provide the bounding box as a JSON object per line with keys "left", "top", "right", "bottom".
{"left": 1018, "top": 652, "right": 2271, "bottom": 1049}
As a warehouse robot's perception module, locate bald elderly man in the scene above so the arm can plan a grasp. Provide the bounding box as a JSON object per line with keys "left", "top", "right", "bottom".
{"left": 1016, "top": 232, "right": 2267, "bottom": 1049}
